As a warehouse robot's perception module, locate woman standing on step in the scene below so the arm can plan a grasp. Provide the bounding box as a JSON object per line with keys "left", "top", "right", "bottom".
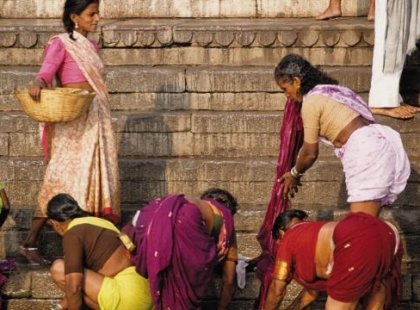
{"left": 276, "top": 54, "right": 410, "bottom": 219}
{"left": 21, "top": 0, "right": 120, "bottom": 265}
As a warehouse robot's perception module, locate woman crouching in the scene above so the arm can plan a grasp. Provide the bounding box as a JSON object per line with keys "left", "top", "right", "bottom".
{"left": 47, "top": 194, "right": 152, "bottom": 310}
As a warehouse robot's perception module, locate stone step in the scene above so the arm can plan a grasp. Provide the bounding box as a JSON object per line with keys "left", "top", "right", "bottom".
{"left": 0, "top": 266, "right": 261, "bottom": 309}
{"left": 0, "top": 112, "right": 418, "bottom": 158}
{"left": 0, "top": 2, "right": 372, "bottom": 19}
{"left": 2, "top": 65, "right": 419, "bottom": 98}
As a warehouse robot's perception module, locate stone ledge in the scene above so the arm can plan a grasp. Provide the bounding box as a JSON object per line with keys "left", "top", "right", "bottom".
{"left": 0, "top": 18, "right": 374, "bottom": 49}
{"left": 2, "top": 65, "right": 419, "bottom": 96}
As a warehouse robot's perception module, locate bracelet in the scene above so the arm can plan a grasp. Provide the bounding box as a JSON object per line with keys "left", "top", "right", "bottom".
{"left": 290, "top": 166, "right": 304, "bottom": 179}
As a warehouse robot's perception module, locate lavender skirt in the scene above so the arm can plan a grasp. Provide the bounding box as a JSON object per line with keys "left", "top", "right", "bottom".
{"left": 337, "top": 124, "right": 410, "bottom": 205}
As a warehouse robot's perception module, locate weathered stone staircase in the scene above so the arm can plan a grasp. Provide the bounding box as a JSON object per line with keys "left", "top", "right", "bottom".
{"left": 0, "top": 1, "right": 419, "bottom": 309}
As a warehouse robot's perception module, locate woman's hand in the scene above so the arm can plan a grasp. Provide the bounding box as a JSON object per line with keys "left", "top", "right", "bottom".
{"left": 279, "top": 172, "right": 301, "bottom": 199}
{"left": 28, "top": 79, "right": 46, "bottom": 101}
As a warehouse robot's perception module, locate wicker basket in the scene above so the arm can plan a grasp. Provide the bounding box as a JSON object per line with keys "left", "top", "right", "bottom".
{"left": 15, "top": 87, "right": 96, "bottom": 123}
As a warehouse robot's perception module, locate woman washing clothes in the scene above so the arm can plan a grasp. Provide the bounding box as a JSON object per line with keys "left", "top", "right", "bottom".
{"left": 275, "top": 54, "right": 410, "bottom": 218}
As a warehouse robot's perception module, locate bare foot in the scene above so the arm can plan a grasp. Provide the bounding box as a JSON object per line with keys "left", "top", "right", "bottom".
{"left": 370, "top": 107, "right": 415, "bottom": 119}
{"left": 316, "top": 7, "right": 342, "bottom": 20}
{"left": 401, "top": 103, "right": 420, "bottom": 113}
{"left": 19, "top": 246, "right": 51, "bottom": 265}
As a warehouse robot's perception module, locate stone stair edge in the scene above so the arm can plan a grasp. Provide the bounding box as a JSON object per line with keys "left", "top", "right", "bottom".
{"left": 2, "top": 66, "right": 419, "bottom": 95}
{"left": 0, "top": 110, "right": 419, "bottom": 134}
{"left": 0, "top": 17, "right": 375, "bottom": 49}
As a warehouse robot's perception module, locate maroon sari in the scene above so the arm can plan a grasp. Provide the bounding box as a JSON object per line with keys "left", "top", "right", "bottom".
{"left": 253, "top": 98, "right": 303, "bottom": 309}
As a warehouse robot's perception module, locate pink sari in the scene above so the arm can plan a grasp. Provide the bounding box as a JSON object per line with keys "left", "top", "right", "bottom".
{"left": 37, "top": 32, "right": 120, "bottom": 222}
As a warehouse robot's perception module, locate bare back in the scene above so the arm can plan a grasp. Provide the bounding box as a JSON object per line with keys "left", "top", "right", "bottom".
{"left": 314, "top": 221, "right": 338, "bottom": 279}
{"left": 99, "top": 244, "right": 133, "bottom": 277}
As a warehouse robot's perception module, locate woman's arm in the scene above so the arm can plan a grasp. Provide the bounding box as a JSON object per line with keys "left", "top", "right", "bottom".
{"left": 218, "top": 259, "right": 236, "bottom": 310}
{"left": 281, "top": 142, "right": 319, "bottom": 199}
{"left": 29, "top": 37, "right": 65, "bottom": 100}
{"left": 295, "top": 142, "right": 319, "bottom": 174}
{"left": 265, "top": 278, "right": 288, "bottom": 310}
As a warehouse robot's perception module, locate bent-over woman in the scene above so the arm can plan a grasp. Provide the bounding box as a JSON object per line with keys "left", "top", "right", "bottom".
{"left": 126, "top": 188, "right": 238, "bottom": 310}
{"left": 21, "top": 0, "right": 120, "bottom": 265}
{"left": 276, "top": 54, "right": 410, "bottom": 219}
{"left": 48, "top": 194, "right": 152, "bottom": 310}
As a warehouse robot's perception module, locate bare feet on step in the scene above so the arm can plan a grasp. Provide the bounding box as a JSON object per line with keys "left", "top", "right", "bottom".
{"left": 316, "top": 7, "right": 342, "bottom": 20}
{"left": 19, "top": 245, "right": 51, "bottom": 265}
{"left": 370, "top": 106, "right": 416, "bottom": 119}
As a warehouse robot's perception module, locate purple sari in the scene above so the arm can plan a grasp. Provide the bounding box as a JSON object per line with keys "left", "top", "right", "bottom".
{"left": 131, "top": 195, "right": 234, "bottom": 310}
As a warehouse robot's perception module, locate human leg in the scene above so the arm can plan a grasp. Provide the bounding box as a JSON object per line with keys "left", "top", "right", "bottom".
{"left": 20, "top": 217, "right": 50, "bottom": 265}
{"left": 325, "top": 297, "right": 358, "bottom": 310}
{"left": 368, "top": 0, "right": 414, "bottom": 119}
{"left": 316, "top": 0, "right": 342, "bottom": 20}
{"left": 50, "top": 259, "right": 102, "bottom": 310}
{"left": 363, "top": 283, "right": 386, "bottom": 310}
{"left": 367, "top": 0, "right": 375, "bottom": 21}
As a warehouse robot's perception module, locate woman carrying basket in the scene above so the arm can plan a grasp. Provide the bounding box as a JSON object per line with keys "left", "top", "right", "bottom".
{"left": 22, "top": 0, "right": 120, "bottom": 265}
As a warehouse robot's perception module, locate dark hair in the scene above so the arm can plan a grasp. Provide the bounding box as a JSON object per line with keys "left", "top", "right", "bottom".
{"left": 274, "top": 54, "right": 338, "bottom": 95}
{"left": 62, "top": 0, "right": 99, "bottom": 39}
{"left": 200, "top": 188, "right": 238, "bottom": 215}
{"left": 272, "top": 209, "right": 308, "bottom": 239}
{"left": 47, "top": 193, "right": 90, "bottom": 222}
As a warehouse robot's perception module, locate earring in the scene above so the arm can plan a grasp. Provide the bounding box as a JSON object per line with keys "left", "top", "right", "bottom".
{"left": 75, "top": 22, "right": 79, "bottom": 29}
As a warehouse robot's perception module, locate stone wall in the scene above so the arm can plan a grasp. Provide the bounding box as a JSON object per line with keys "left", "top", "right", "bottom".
{"left": 0, "top": 0, "right": 370, "bottom": 18}
{"left": 0, "top": 15, "right": 419, "bottom": 309}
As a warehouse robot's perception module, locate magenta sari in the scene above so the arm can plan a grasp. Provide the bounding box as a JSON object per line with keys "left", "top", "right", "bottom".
{"left": 253, "top": 98, "right": 303, "bottom": 309}
{"left": 131, "top": 195, "right": 235, "bottom": 309}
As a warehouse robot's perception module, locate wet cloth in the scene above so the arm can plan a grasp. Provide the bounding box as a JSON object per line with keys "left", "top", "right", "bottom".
{"left": 37, "top": 31, "right": 120, "bottom": 222}
{"left": 327, "top": 212, "right": 402, "bottom": 308}
{"left": 338, "top": 124, "right": 410, "bottom": 205}
{"left": 252, "top": 98, "right": 303, "bottom": 309}
{"left": 131, "top": 195, "right": 235, "bottom": 310}
{"left": 98, "top": 266, "right": 153, "bottom": 310}
{"left": 273, "top": 221, "right": 328, "bottom": 291}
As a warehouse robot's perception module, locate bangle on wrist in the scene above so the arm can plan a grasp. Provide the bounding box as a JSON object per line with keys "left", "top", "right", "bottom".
{"left": 290, "top": 166, "right": 304, "bottom": 179}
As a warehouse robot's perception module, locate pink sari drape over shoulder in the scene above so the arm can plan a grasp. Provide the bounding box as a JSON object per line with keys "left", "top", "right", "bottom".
{"left": 37, "top": 32, "right": 120, "bottom": 221}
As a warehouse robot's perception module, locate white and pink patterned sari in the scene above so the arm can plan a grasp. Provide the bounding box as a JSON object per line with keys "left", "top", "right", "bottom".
{"left": 37, "top": 32, "right": 120, "bottom": 222}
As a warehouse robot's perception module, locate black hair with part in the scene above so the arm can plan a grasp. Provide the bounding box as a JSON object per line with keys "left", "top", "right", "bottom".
{"left": 47, "top": 193, "right": 90, "bottom": 222}
{"left": 274, "top": 54, "right": 338, "bottom": 96}
{"left": 62, "top": 0, "right": 99, "bottom": 39}
{"left": 272, "top": 209, "right": 308, "bottom": 239}
{"left": 200, "top": 188, "right": 238, "bottom": 215}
